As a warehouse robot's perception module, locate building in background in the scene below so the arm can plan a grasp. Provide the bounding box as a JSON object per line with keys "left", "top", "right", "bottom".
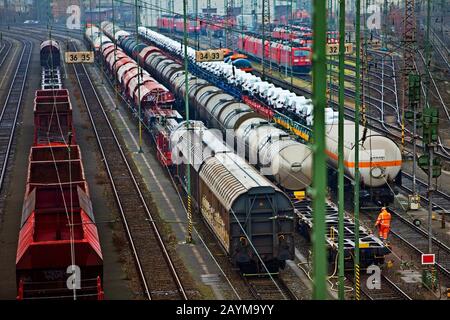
{"left": 140, "top": 0, "right": 304, "bottom": 27}
{"left": 0, "top": 0, "right": 34, "bottom": 23}
{"left": 52, "top": 0, "right": 82, "bottom": 23}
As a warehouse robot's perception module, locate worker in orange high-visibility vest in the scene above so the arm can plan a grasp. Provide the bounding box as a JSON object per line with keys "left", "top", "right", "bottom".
{"left": 375, "top": 207, "right": 391, "bottom": 240}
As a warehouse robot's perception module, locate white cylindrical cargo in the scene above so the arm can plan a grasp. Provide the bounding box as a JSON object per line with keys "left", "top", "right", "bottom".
{"left": 325, "top": 120, "right": 402, "bottom": 187}
{"left": 236, "top": 117, "right": 313, "bottom": 190}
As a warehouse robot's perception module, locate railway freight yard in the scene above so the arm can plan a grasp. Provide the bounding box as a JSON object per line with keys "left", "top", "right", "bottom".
{"left": 0, "top": 0, "right": 449, "bottom": 309}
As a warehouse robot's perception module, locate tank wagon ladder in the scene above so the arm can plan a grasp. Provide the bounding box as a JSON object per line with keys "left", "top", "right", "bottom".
{"left": 70, "top": 42, "right": 188, "bottom": 300}
{"left": 0, "top": 40, "right": 32, "bottom": 194}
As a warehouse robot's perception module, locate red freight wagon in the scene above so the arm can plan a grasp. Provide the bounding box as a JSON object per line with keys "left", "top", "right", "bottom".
{"left": 135, "top": 81, "right": 175, "bottom": 109}
{"left": 138, "top": 46, "right": 161, "bottom": 66}
{"left": 16, "top": 145, "right": 103, "bottom": 300}
{"left": 34, "top": 89, "right": 74, "bottom": 146}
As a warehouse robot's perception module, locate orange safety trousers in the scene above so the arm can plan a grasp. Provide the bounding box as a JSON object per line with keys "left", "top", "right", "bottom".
{"left": 376, "top": 210, "right": 391, "bottom": 240}
{"left": 378, "top": 226, "right": 390, "bottom": 240}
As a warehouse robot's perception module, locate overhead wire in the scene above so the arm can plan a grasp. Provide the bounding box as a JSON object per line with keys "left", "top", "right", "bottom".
{"left": 42, "top": 28, "right": 78, "bottom": 299}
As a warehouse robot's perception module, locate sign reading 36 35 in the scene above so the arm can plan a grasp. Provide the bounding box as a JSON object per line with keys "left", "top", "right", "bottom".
{"left": 65, "top": 51, "right": 94, "bottom": 64}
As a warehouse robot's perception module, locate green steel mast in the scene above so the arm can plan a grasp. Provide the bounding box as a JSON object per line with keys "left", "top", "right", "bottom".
{"left": 312, "top": 0, "right": 328, "bottom": 300}
{"left": 135, "top": 0, "right": 142, "bottom": 153}
{"left": 354, "top": 0, "right": 361, "bottom": 301}
{"left": 337, "top": 0, "right": 345, "bottom": 300}
{"left": 112, "top": 0, "right": 118, "bottom": 105}
{"left": 99, "top": 0, "right": 104, "bottom": 84}
{"left": 424, "top": 0, "right": 433, "bottom": 256}
{"left": 183, "top": 0, "right": 193, "bottom": 243}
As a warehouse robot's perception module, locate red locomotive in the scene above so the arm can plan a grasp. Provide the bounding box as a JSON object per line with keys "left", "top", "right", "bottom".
{"left": 157, "top": 16, "right": 200, "bottom": 34}
{"left": 238, "top": 35, "right": 312, "bottom": 73}
{"left": 16, "top": 41, "right": 103, "bottom": 300}
{"left": 199, "top": 16, "right": 235, "bottom": 38}
{"left": 271, "top": 26, "right": 312, "bottom": 41}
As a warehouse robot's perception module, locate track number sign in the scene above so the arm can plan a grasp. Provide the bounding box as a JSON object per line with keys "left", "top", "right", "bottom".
{"left": 65, "top": 51, "right": 94, "bottom": 64}
{"left": 195, "top": 50, "right": 224, "bottom": 62}
{"left": 326, "top": 43, "right": 354, "bottom": 55}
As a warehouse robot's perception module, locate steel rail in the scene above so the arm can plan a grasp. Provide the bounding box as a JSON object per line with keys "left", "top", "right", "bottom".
{"left": 0, "top": 40, "right": 32, "bottom": 193}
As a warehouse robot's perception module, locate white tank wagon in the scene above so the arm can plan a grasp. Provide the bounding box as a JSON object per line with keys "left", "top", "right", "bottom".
{"left": 143, "top": 50, "right": 313, "bottom": 190}
{"left": 85, "top": 26, "right": 111, "bottom": 52}
{"left": 101, "top": 21, "right": 131, "bottom": 42}
{"left": 84, "top": 25, "right": 100, "bottom": 41}
{"left": 325, "top": 120, "right": 402, "bottom": 188}
{"left": 171, "top": 121, "right": 295, "bottom": 273}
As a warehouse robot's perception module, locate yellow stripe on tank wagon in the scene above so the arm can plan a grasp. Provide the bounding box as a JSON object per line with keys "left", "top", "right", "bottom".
{"left": 274, "top": 117, "right": 310, "bottom": 142}
{"left": 292, "top": 127, "right": 310, "bottom": 142}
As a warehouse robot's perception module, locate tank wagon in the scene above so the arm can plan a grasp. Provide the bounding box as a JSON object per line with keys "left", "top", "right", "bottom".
{"left": 16, "top": 41, "right": 103, "bottom": 300}
{"left": 85, "top": 25, "right": 111, "bottom": 52}
{"left": 325, "top": 119, "right": 402, "bottom": 204}
{"left": 40, "top": 40, "right": 60, "bottom": 68}
{"left": 87, "top": 29, "right": 181, "bottom": 166}
{"left": 137, "top": 26, "right": 402, "bottom": 206}
{"left": 99, "top": 41, "right": 175, "bottom": 109}
{"left": 171, "top": 121, "right": 295, "bottom": 273}
{"left": 98, "top": 22, "right": 313, "bottom": 191}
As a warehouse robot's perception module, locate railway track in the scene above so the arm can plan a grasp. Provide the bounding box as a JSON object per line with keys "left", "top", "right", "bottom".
{"left": 431, "top": 28, "right": 450, "bottom": 71}
{"left": 388, "top": 209, "right": 450, "bottom": 281}
{"left": 244, "top": 276, "right": 297, "bottom": 300}
{"left": 70, "top": 42, "right": 188, "bottom": 300}
{"left": 359, "top": 274, "right": 412, "bottom": 300}
{"left": 0, "top": 40, "right": 32, "bottom": 193}
{"left": 0, "top": 39, "right": 12, "bottom": 70}
{"left": 401, "top": 172, "right": 450, "bottom": 213}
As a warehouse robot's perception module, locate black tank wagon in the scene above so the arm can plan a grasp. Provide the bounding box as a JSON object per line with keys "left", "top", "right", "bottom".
{"left": 40, "top": 40, "right": 61, "bottom": 68}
